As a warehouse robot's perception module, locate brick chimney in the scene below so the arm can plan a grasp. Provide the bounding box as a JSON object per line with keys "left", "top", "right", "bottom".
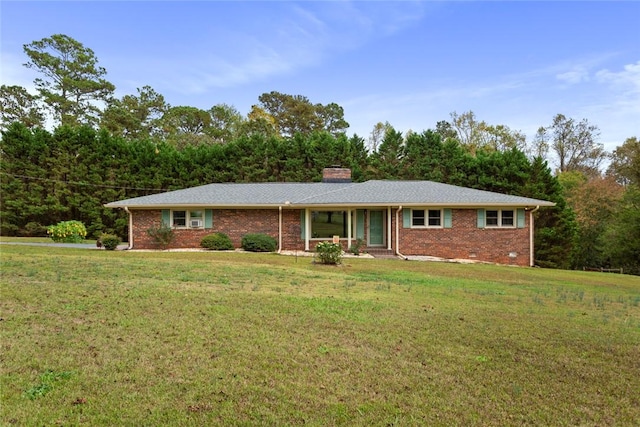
{"left": 322, "top": 166, "right": 352, "bottom": 183}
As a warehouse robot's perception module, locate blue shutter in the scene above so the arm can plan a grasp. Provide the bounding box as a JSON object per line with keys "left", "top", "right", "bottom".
{"left": 300, "top": 210, "right": 306, "bottom": 239}
{"left": 516, "top": 208, "right": 525, "bottom": 228}
{"left": 477, "top": 209, "right": 485, "bottom": 228}
{"left": 205, "top": 209, "right": 213, "bottom": 229}
{"left": 356, "top": 209, "right": 365, "bottom": 239}
{"left": 443, "top": 209, "right": 452, "bottom": 228}
{"left": 403, "top": 208, "right": 412, "bottom": 228}
{"left": 162, "top": 209, "right": 170, "bottom": 227}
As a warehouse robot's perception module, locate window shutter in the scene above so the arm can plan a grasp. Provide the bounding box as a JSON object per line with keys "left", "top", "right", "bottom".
{"left": 205, "top": 209, "right": 213, "bottom": 229}
{"left": 300, "top": 210, "right": 306, "bottom": 239}
{"left": 356, "top": 209, "right": 365, "bottom": 239}
{"left": 161, "top": 209, "right": 170, "bottom": 227}
{"left": 517, "top": 208, "right": 525, "bottom": 228}
{"left": 403, "top": 208, "right": 412, "bottom": 228}
{"left": 477, "top": 209, "right": 485, "bottom": 228}
{"left": 444, "top": 209, "right": 452, "bottom": 228}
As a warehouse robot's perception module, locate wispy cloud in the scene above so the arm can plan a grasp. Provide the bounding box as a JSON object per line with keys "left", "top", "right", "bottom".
{"left": 135, "top": 2, "right": 428, "bottom": 96}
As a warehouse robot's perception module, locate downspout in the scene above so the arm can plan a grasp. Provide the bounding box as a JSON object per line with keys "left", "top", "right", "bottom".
{"left": 529, "top": 206, "right": 540, "bottom": 267}
{"left": 278, "top": 206, "right": 283, "bottom": 253}
{"left": 395, "top": 206, "right": 407, "bottom": 260}
{"left": 124, "top": 207, "right": 133, "bottom": 250}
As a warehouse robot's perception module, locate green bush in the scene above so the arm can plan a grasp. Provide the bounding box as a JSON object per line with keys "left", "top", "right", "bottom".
{"left": 241, "top": 233, "right": 277, "bottom": 252}
{"left": 315, "top": 241, "right": 343, "bottom": 265}
{"left": 23, "top": 222, "right": 47, "bottom": 237}
{"left": 100, "top": 234, "right": 121, "bottom": 250}
{"left": 146, "top": 223, "right": 175, "bottom": 249}
{"left": 200, "top": 232, "right": 234, "bottom": 250}
{"left": 47, "top": 220, "right": 87, "bottom": 243}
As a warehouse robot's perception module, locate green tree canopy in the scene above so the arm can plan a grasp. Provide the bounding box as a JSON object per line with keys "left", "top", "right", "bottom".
{"left": 23, "top": 34, "right": 115, "bottom": 127}
{"left": 0, "top": 85, "right": 45, "bottom": 131}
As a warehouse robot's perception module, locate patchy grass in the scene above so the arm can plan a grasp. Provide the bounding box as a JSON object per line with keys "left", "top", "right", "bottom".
{"left": 1, "top": 245, "right": 639, "bottom": 425}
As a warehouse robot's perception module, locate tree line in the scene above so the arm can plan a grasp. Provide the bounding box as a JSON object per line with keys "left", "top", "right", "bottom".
{"left": 1, "top": 34, "right": 638, "bottom": 274}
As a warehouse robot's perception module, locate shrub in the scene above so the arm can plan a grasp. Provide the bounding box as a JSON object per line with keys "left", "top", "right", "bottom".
{"left": 315, "top": 241, "right": 343, "bottom": 265}
{"left": 47, "top": 220, "right": 87, "bottom": 243}
{"left": 146, "top": 223, "right": 175, "bottom": 249}
{"left": 23, "top": 222, "right": 47, "bottom": 237}
{"left": 100, "top": 234, "right": 121, "bottom": 250}
{"left": 241, "top": 233, "right": 277, "bottom": 252}
{"left": 348, "top": 238, "right": 365, "bottom": 255}
{"left": 201, "top": 232, "right": 234, "bottom": 250}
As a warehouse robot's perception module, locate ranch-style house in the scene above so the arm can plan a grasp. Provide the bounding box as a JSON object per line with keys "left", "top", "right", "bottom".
{"left": 105, "top": 167, "right": 555, "bottom": 266}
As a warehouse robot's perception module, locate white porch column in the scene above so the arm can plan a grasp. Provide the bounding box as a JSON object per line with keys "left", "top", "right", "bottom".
{"left": 305, "top": 208, "right": 311, "bottom": 251}
{"left": 347, "top": 208, "right": 353, "bottom": 248}
{"left": 387, "top": 206, "right": 392, "bottom": 250}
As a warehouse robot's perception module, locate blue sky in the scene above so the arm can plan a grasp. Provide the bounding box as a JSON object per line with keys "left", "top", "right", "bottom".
{"left": 1, "top": 1, "right": 639, "bottom": 157}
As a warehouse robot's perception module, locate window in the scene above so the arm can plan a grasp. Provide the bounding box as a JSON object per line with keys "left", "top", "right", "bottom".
{"left": 428, "top": 210, "right": 442, "bottom": 227}
{"left": 172, "top": 210, "right": 204, "bottom": 228}
{"left": 485, "top": 209, "right": 515, "bottom": 227}
{"left": 501, "top": 210, "right": 514, "bottom": 227}
{"left": 311, "top": 210, "right": 353, "bottom": 238}
{"left": 412, "top": 209, "right": 442, "bottom": 228}
{"left": 412, "top": 210, "right": 425, "bottom": 227}
{"left": 172, "top": 210, "right": 187, "bottom": 227}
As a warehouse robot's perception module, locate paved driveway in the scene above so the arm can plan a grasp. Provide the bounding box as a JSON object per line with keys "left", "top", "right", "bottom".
{"left": 0, "top": 242, "right": 129, "bottom": 250}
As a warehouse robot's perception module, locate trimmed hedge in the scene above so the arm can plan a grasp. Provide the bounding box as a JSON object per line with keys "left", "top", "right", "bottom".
{"left": 200, "top": 233, "right": 234, "bottom": 251}
{"left": 241, "top": 233, "right": 277, "bottom": 252}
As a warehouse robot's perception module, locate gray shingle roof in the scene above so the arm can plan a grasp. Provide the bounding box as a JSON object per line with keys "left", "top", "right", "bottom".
{"left": 105, "top": 180, "right": 555, "bottom": 208}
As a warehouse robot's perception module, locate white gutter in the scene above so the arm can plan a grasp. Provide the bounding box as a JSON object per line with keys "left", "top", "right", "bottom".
{"left": 529, "top": 205, "right": 540, "bottom": 267}
{"left": 124, "top": 206, "right": 133, "bottom": 250}
{"left": 395, "top": 206, "right": 407, "bottom": 260}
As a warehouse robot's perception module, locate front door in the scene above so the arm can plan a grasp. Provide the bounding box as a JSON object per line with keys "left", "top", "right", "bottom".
{"left": 368, "top": 210, "right": 385, "bottom": 246}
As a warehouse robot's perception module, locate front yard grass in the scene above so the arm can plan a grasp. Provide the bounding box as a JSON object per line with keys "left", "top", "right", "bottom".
{"left": 1, "top": 245, "right": 639, "bottom": 425}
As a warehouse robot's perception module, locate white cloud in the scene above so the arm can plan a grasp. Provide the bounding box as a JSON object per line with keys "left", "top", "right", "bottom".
{"left": 556, "top": 68, "right": 590, "bottom": 84}
{"left": 595, "top": 60, "right": 640, "bottom": 93}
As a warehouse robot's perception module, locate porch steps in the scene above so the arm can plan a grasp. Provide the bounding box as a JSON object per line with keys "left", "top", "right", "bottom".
{"left": 366, "top": 248, "right": 399, "bottom": 259}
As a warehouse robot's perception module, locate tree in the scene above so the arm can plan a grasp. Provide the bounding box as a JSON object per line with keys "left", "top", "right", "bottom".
{"left": 539, "top": 114, "right": 606, "bottom": 175}
{"left": 207, "top": 103, "right": 245, "bottom": 143}
{"left": 315, "top": 102, "right": 349, "bottom": 136}
{"left": 242, "top": 105, "right": 278, "bottom": 137}
{"left": 368, "top": 125, "right": 404, "bottom": 179}
{"left": 601, "top": 185, "right": 640, "bottom": 275}
{"left": 607, "top": 137, "right": 640, "bottom": 186}
{"left": 558, "top": 172, "right": 624, "bottom": 268}
{"left": 101, "top": 86, "right": 168, "bottom": 139}
{"left": 159, "top": 106, "right": 213, "bottom": 148}
{"left": 367, "top": 121, "right": 392, "bottom": 153}
{"left": 0, "top": 85, "right": 45, "bottom": 131}
{"left": 257, "top": 91, "right": 349, "bottom": 137}
{"left": 23, "top": 34, "right": 115, "bottom": 127}
{"left": 448, "top": 111, "right": 526, "bottom": 154}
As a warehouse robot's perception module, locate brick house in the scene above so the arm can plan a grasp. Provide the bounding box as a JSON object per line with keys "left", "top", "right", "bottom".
{"left": 105, "top": 167, "right": 555, "bottom": 266}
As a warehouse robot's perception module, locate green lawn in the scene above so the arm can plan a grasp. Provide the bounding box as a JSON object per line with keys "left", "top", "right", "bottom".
{"left": 1, "top": 244, "right": 639, "bottom": 426}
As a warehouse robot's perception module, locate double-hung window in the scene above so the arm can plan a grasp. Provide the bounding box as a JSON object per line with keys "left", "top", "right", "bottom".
{"left": 485, "top": 209, "right": 515, "bottom": 228}
{"left": 412, "top": 209, "right": 442, "bottom": 228}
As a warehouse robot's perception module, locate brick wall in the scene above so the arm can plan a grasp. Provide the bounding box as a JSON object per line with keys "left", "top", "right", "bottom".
{"left": 397, "top": 209, "right": 530, "bottom": 266}
{"left": 130, "top": 207, "right": 531, "bottom": 266}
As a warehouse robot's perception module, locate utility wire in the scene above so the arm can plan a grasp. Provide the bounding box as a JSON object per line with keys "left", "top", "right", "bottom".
{"left": 0, "top": 171, "right": 169, "bottom": 192}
